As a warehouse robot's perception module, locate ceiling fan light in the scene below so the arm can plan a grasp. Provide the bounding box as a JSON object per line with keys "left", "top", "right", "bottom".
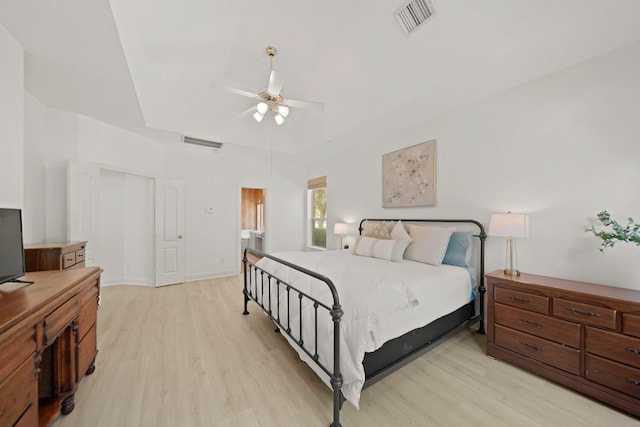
{"left": 274, "top": 114, "right": 285, "bottom": 125}
{"left": 277, "top": 105, "right": 290, "bottom": 117}
{"left": 253, "top": 111, "right": 264, "bottom": 122}
{"left": 257, "top": 102, "right": 268, "bottom": 114}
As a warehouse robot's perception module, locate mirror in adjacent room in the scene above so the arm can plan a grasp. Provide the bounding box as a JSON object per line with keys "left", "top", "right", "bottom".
{"left": 240, "top": 188, "right": 266, "bottom": 257}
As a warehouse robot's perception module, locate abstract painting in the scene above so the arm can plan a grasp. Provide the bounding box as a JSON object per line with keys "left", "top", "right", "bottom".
{"left": 382, "top": 140, "right": 436, "bottom": 208}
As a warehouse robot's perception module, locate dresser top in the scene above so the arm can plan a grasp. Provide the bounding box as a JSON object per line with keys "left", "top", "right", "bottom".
{"left": 23, "top": 241, "right": 86, "bottom": 251}
{"left": 0, "top": 267, "right": 100, "bottom": 334}
{"left": 486, "top": 270, "right": 640, "bottom": 304}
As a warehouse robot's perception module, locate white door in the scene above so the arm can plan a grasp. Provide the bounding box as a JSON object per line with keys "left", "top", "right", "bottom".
{"left": 68, "top": 161, "right": 100, "bottom": 266}
{"left": 155, "top": 179, "right": 185, "bottom": 287}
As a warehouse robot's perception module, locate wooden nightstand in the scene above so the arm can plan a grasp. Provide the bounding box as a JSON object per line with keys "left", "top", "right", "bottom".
{"left": 486, "top": 270, "right": 640, "bottom": 417}
{"left": 24, "top": 241, "right": 87, "bottom": 272}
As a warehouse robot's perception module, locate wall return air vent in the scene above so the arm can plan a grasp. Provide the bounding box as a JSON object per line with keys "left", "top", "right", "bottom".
{"left": 396, "top": 0, "right": 436, "bottom": 36}
{"left": 183, "top": 136, "right": 223, "bottom": 150}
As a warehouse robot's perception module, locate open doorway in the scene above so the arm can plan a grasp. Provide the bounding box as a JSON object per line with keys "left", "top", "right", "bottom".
{"left": 241, "top": 188, "right": 266, "bottom": 259}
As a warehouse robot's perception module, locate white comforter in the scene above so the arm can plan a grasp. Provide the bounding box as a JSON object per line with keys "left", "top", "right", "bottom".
{"left": 252, "top": 250, "right": 472, "bottom": 408}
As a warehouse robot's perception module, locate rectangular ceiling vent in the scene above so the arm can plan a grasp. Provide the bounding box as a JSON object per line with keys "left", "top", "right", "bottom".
{"left": 183, "top": 136, "right": 223, "bottom": 150}
{"left": 396, "top": 0, "right": 436, "bottom": 36}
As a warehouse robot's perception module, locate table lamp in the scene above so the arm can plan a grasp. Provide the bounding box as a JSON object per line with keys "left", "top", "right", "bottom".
{"left": 489, "top": 212, "right": 529, "bottom": 276}
{"left": 333, "top": 223, "right": 349, "bottom": 249}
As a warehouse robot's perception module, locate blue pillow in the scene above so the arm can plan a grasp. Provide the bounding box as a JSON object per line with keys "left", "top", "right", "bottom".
{"left": 442, "top": 231, "right": 472, "bottom": 267}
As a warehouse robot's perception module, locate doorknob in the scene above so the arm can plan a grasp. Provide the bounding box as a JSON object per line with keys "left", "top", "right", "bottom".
{"left": 178, "top": 234, "right": 184, "bottom": 239}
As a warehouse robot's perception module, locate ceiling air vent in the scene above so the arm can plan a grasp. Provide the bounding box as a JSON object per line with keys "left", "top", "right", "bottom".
{"left": 395, "top": 0, "right": 436, "bottom": 36}
{"left": 183, "top": 136, "right": 223, "bottom": 150}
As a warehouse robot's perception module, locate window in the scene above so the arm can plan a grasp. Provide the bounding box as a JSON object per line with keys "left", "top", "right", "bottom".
{"left": 308, "top": 176, "right": 327, "bottom": 248}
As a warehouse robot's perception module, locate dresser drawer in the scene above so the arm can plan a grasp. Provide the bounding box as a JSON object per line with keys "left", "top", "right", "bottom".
{"left": 0, "top": 357, "right": 37, "bottom": 427}
{"left": 586, "top": 353, "right": 640, "bottom": 398}
{"left": 553, "top": 298, "right": 617, "bottom": 330}
{"left": 494, "top": 324, "right": 580, "bottom": 375}
{"left": 586, "top": 327, "right": 640, "bottom": 369}
{"left": 495, "top": 287, "right": 549, "bottom": 314}
{"left": 44, "top": 295, "right": 79, "bottom": 345}
{"left": 75, "top": 248, "right": 85, "bottom": 263}
{"left": 78, "top": 297, "right": 98, "bottom": 340}
{"left": 494, "top": 303, "right": 581, "bottom": 348}
{"left": 77, "top": 324, "right": 97, "bottom": 379}
{"left": 13, "top": 403, "right": 38, "bottom": 427}
{"left": 0, "top": 326, "right": 36, "bottom": 385}
{"left": 623, "top": 313, "right": 640, "bottom": 339}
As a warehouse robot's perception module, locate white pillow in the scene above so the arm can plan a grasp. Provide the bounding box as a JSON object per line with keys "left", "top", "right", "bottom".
{"left": 352, "top": 236, "right": 411, "bottom": 262}
{"left": 404, "top": 225, "right": 455, "bottom": 266}
{"left": 390, "top": 220, "right": 412, "bottom": 242}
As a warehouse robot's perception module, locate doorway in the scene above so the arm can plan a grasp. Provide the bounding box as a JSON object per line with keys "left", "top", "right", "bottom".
{"left": 241, "top": 188, "right": 266, "bottom": 256}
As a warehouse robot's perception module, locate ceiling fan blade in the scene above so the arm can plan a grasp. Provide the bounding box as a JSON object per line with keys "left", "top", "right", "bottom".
{"left": 267, "top": 70, "right": 284, "bottom": 95}
{"left": 212, "top": 80, "right": 260, "bottom": 99}
{"left": 238, "top": 105, "right": 257, "bottom": 119}
{"left": 284, "top": 98, "right": 324, "bottom": 110}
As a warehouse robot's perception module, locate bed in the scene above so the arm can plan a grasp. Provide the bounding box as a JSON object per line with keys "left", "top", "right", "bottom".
{"left": 242, "top": 218, "right": 486, "bottom": 427}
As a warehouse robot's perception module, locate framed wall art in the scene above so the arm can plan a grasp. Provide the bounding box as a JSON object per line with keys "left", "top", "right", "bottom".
{"left": 382, "top": 139, "right": 436, "bottom": 208}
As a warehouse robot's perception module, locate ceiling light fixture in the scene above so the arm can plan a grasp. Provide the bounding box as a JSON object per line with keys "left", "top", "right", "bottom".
{"left": 251, "top": 46, "right": 290, "bottom": 125}
{"left": 253, "top": 111, "right": 264, "bottom": 122}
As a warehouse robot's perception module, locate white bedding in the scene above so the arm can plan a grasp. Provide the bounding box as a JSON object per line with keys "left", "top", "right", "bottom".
{"left": 252, "top": 249, "right": 473, "bottom": 408}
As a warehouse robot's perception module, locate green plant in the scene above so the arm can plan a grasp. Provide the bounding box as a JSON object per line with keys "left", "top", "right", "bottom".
{"left": 585, "top": 210, "right": 640, "bottom": 252}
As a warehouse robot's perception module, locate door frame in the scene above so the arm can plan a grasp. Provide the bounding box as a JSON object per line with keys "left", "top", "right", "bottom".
{"left": 238, "top": 185, "right": 269, "bottom": 272}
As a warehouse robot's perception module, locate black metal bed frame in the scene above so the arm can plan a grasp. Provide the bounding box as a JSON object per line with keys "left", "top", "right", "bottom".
{"left": 242, "top": 218, "right": 486, "bottom": 427}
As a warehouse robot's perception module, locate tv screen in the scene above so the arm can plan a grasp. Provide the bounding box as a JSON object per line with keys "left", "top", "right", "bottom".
{"left": 0, "top": 208, "right": 26, "bottom": 285}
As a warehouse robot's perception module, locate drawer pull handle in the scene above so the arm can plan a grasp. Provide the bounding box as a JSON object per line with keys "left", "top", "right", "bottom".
{"left": 567, "top": 307, "right": 600, "bottom": 317}
{"left": 627, "top": 348, "right": 640, "bottom": 358}
{"left": 628, "top": 378, "right": 640, "bottom": 388}
{"left": 521, "top": 318, "right": 545, "bottom": 327}
{"left": 519, "top": 341, "right": 544, "bottom": 351}
{"left": 509, "top": 296, "right": 531, "bottom": 304}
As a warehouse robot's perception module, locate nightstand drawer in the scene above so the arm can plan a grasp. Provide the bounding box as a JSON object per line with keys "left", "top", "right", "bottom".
{"left": 494, "top": 324, "right": 580, "bottom": 375}
{"left": 623, "top": 313, "right": 640, "bottom": 339}
{"left": 553, "top": 298, "right": 617, "bottom": 329}
{"left": 495, "top": 287, "right": 549, "bottom": 314}
{"left": 62, "top": 251, "right": 76, "bottom": 269}
{"left": 586, "top": 327, "right": 640, "bottom": 368}
{"left": 495, "top": 303, "right": 581, "bottom": 348}
{"left": 586, "top": 354, "right": 640, "bottom": 398}
{"left": 75, "top": 248, "right": 85, "bottom": 263}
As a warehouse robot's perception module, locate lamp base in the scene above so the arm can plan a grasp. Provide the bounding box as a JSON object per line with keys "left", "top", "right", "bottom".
{"left": 504, "top": 269, "right": 521, "bottom": 277}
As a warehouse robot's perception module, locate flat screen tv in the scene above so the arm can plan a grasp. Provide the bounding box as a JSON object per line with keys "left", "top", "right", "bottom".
{"left": 0, "top": 208, "right": 26, "bottom": 285}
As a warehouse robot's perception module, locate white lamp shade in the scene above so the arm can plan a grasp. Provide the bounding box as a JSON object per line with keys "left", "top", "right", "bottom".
{"left": 489, "top": 213, "right": 529, "bottom": 238}
{"left": 253, "top": 111, "right": 264, "bottom": 122}
{"left": 333, "top": 223, "right": 349, "bottom": 235}
{"left": 277, "top": 104, "right": 290, "bottom": 117}
{"left": 257, "top": 102, "right": 268, "bottom": 114}
{"left": 274, "top": 114, "right": 285, "bottom": 125}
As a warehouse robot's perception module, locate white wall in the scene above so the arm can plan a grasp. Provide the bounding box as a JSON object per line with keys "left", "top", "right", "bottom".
{"left": 0, "top": 25, "right": 23, "bottom": 209}
{"left": 22, "top": 92, "right": 307, "bottom": 283}
{"left": 309, "top": 41, "right": 640, "bottom": 289}
{"left": 163, "top": 143, "right": 307, "bottom": 280}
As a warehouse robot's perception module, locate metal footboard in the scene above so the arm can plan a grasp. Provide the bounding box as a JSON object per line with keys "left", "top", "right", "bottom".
{"left": 242, "top": 248, "right": 344, "bottom": 427}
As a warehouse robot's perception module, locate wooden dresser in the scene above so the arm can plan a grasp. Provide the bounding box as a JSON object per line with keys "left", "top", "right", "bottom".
{"left": 0, "top": 267, "right": 101, "bottom": 427}
{"left": 486, "top": 270, "right": 640, "bottom": 417}
{"left": 24, "top": 242, "right": 87, "bottom": 272}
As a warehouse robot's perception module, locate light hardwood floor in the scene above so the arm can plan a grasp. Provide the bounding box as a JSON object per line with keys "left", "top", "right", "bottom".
{"left": 55, "top": 275, "right": 640, "bottom": 427}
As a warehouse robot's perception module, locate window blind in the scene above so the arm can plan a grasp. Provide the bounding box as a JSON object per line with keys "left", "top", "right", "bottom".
{"left": 307, "top": 176, "right": 327, "bottom": 190}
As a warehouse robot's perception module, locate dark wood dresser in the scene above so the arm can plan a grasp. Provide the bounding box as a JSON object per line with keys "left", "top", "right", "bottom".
{"left": 486, "top": 270, "right": 640, "bottom": 417}
{"left": 0, "top": 267, "right": 101, "bottom": 427}
{"left": 24, "top": 242, "right": 87, "bottom": 272}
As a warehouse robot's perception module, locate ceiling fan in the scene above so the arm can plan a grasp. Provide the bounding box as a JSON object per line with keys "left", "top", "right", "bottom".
{"left": 219, "top": 46, "right": 323, "bottom": 125}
